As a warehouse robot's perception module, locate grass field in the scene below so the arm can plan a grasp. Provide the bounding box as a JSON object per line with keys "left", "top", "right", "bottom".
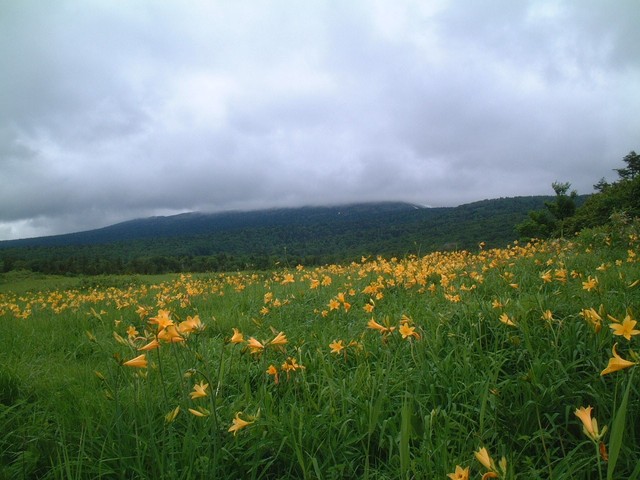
{"left": 1, "top": 221, "right": 639, "bottom": 479}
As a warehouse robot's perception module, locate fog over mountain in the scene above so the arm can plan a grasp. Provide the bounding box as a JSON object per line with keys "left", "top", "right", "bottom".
{"left": 1, "top": 1, "right": 638, "bottom": 240}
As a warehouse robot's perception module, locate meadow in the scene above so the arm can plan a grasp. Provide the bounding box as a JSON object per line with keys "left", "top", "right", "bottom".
{"left": 1, "top": 221, "right": 639, "bottom": 479}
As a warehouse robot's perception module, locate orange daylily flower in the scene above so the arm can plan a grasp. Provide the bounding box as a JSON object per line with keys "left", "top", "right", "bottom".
{"left": 164, "top": 406, "right": 180, "bottom": 423}
{"left": 608, "top": 313, "right": 640, "bottom": 341}
{"left": 269, "top": 331, "right": 288, "bottom": 346}
{"left": 474, "top": 447, "right": 494, "bottom": 471}
{"left": 189, "top": 381, "right": 209, "bottom": 400}
{"left": 447, "top": 465, "right": 469, "bottom": 480}
{"left": 474, "top": 447, "right": 506, "bottom": 479}
{"left": 136, "top": 305, "right": 152, "bottom": 320}
{"left": 367, "top": 318, "right": 395, "bottom": 334}
{"left": 230, "top": 328, "right": 244, "bottom": 344}
{"left": 399, "top": 322, "right": 420, "bottom": 340}
{"left": 574, "top": 406, "right": 607, "bottom": 442}
{"left": 247, "top": 337, "right": 265, "bottom": 354}
{"left": 281, "top": 273, "right": 295, "bottom": 284}
{"left": 138, "top": 339, "right": 160, "bottom": 351}
{"left": 148, "top": 309, "right": 173, "bottom": 330}
{"left": 281, "top": 357, "right": 305, "bottom": 373}
{"left": 601, "top": 343, "right": 636, "bottom": 376}
{"left": 178, "top": 315, "right": 204, "bottom": 334}
{"left": 582, "top": 276, "right": 598, "bottom": 292}
{"left": 123, "top": 354, "right": 148, "bottom": 368}
{"left": 499, "top": 313, "right": 516, "bottom": 327}
{"left": 266, "top": 364, "right": 279, "bottom": 384}
{"left": 157, "top": 324, "right": 185, "bottom": 343}
{"left": 188, "top": 407, "right": 210, "bottom": 417}
{"left": 580, "top": 307, "right": 602, "bottom": 332}
{"left": 329, "top": 340, "right": 345, "bottom": 354}
{"left": 228, "top": 412, "right": 254, "bottom": 435}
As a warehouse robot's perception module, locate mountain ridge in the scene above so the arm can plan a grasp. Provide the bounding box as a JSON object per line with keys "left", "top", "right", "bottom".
{"left": 0, "top": 196, "right": 578, "bottom": 274}
{"left": 0, "top": 201, "right": 425, "bottom": 247}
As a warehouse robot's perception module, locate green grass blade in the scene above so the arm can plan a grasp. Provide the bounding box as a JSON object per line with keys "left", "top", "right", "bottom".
{"left": 399, "top": 395, "right": 412, "bottom": 477}
{"left": 606, "top": 370, "right": 634, "bottom": 480}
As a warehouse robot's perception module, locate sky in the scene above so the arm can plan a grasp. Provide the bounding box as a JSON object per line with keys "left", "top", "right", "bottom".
{"left": 1, "top": 1, "right": 639, "bottom": 240}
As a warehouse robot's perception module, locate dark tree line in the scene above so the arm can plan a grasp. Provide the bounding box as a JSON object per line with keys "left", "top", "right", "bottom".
{"left": 1, "top": 196, "right": 561, "bottom": 276}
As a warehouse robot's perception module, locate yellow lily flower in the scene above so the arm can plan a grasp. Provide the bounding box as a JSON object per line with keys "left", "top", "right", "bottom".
{"left": 582, "top": 276, "right": 599, "bottom": 292}
{"left": 157, "top": 324, "right": 185, "bottom": 343}
{"left": 540, "top": 270, "right": 553, "bottom": 283}
{"left": 329, "top": 340, "right": 345, "bottom": 354}
{"left": 481, "top": 473, "right": 499, "bottom": 480}
{"left": 601, "top": 343, "right": 636, "bottom": 376}
{"left": 580, "top": 307, "right": 602, "bottom": 332}
{"left": 138, "top": 339, "right": 160, "bottom": 351}
{"left": 188, "top": 407, "right": 209, "bottom": 417}
{"left": 399, "top": 323, "right": 420, "bottom": 340}
{"left": 269, "top": 331, "right": 288, "bottom": 346}
{"left": 281, "top": 273, "right": 295, "bottom": 284}
{"left": 266, "top": 364, "right": 279, "bottom": 384}
{"left": 123, "top": 354, "right": 148, "bottom": 368}
{"left": 148, "top": 309, "right": 173, "bottom": 330}
{"left": 574, "top": 406, "right": 607, "bottom": 442}
{"left": 247, "top": 337, "right": 265, "bottom": 354}
{"left": 499, "top": 313, "right": 516, "bottom": 327}
{"left": 189, "top": 381, "right": 209, "bottom": 400}
{"left": 367, "top": 318, "right": 395, "bottom": 334}
{"left": 230, "top": 328, "right": 244, "bottom": 344}
{"left": 178, "top": 315, "right": 204, "bottom": 334}
{"left": 608, "top": 314, "right": 640, "bottom": 341}
{"left": 228, "top": 412, "right": 254, "bottom": 436}
{"left": 447, "top": 465, "right": 469, "bottom": 480}
{"left": 328, "top": 298, "right": 341, "bottom": 311}
{"left": 474, "top": 447, "right": 505, "bottom": 478}
{"left": 491, "top": 299, "right": 504, "bottom": 309}
{"left": 281, "top": 357, "right": 305, "bottom": 373}
{"left": 165, "top": 406, "right": 180, "bottom": 423}
{"left": 474, "top": 447, "right": 494, "bottom": 471}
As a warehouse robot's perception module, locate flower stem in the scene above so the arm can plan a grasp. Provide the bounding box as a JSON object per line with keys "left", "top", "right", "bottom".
{"left": 595, "top": 441, "right": 603, "bottom": 480}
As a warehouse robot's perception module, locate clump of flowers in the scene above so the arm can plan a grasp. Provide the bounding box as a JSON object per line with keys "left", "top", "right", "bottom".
{"left": 367, "top": 314, "right": 422, "bottom": 342}
{"left": 474, "top": 447, "right": 507, "bottom": 479}
{"left": 580, "top": 307, "right": 603, "bottom": 332}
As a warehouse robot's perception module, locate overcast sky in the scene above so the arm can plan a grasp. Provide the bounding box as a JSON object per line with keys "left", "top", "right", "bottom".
{"left": 1, "top": 1, "right": 638, "bottom": 240}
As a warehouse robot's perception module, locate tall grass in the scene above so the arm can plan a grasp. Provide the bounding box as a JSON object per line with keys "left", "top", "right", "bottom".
{"left": 1, "top": 221, "right": 639, "bottom": 479}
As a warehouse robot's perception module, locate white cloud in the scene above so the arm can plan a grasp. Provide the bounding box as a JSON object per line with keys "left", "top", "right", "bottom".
{"left": 0, "top": 0, "right": 638, "bottom": 239}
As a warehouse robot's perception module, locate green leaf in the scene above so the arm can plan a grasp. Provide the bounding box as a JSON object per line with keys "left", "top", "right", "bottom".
{"left": 607, "top": 370, "right": 635, "bottom": 480}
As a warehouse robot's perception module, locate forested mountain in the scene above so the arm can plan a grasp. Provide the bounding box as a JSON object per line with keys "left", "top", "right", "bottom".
{"left": 0, "top": 196, "right": 576, "bottom": 274}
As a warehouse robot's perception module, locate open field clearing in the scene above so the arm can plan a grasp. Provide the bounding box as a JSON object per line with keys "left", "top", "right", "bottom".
{"left": 1, "top": 224, "right": 639, "bottom": 479}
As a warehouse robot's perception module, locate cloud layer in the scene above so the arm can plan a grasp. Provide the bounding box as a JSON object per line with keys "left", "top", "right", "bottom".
{"left": 1, "top": 0, "right": 639, "bottom": 239}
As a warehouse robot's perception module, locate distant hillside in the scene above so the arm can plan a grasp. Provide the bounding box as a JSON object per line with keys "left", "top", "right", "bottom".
{"left": 0, "top": 197, "right": 573, "bottom": 275}
{"left": 0, "top": 202, "right": 420, "bottom": 247}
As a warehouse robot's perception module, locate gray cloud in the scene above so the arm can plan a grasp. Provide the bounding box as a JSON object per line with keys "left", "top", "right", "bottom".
{"left": 0, "top": 0, "right": 638, "bottom": 240}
